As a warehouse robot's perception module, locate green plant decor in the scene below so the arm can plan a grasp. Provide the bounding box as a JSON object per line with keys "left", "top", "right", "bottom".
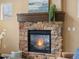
{"left": 49, "top": 4, "right": 57, "bottom": 22}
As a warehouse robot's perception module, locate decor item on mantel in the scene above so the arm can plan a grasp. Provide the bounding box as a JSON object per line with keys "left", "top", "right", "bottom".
{"left": 49, "top": 4, "right": 57, "bottom": 22}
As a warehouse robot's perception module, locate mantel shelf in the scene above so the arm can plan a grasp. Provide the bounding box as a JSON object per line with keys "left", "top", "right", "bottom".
{"left": 17, "top": 11, "right": 65, "bottom": 22}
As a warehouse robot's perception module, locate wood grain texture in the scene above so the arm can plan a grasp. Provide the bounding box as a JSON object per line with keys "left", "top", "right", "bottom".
{"left": 17, "top": 12, "right": 65, "bottom": 22}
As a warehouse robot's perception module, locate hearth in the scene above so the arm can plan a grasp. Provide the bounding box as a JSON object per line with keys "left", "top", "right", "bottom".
{"left": 28, "top": 30, "right": 51, "bottom": 53}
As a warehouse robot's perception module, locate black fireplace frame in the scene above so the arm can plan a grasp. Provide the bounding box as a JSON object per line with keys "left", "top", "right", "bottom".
{"left": 28, "top": 30, "right": 51, "bottom": 53}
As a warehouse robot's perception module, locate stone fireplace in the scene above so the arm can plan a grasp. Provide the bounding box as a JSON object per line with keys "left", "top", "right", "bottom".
{"left": 17, "top": 12, "right": 64, "bottom": 58}
{"left": 19, "top": 22, "right": 63, "bottom": 54}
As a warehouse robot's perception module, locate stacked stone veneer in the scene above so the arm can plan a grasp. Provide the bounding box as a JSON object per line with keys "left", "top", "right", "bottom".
{"left": 19, "top": 22, "right": 63, "bottom": 54}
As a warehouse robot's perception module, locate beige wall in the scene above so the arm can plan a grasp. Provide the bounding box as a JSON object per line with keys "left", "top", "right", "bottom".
{"left": 63, "top": 0, "right": 79, "bottom": 52}
{"left": 51, "top": 0, "right": 62, "bottom": 11}
{"left": 0, "top": 0, "right": 28, "bottom": 53}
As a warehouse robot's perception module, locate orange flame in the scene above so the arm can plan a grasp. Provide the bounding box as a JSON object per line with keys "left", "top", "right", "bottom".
{"left": 36, "top": 38, "right": 44, "bottom": 48}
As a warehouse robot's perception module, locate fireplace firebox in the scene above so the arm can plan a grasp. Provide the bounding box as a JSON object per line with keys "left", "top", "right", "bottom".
{"left": 28, "top": 30, "right": 51, "bottom": 53}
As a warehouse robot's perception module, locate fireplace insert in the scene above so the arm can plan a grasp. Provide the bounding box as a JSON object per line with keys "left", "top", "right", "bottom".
{"left": 28, "top": 30, "right": 51, "bottom": 53}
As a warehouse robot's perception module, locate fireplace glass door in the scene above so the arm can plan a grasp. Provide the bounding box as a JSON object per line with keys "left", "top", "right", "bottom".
{"left": 28, "top": 30, "right": 51, "bottom": 53}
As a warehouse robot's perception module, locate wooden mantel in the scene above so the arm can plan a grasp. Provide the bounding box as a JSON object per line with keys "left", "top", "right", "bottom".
{"left": 17, "top": 11, "right": 65, "bottom": 22}
{"left": 17, "top": 13, "right": 48, "bottom": 22}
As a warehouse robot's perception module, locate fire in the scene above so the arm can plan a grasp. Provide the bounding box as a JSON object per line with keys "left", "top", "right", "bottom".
{"left": 36, "top": 38, "right": 44, "bottom": 48}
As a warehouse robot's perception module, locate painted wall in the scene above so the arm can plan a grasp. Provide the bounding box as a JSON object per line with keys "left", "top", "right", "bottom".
{"left": 0, "top": 0, "right": 28, "bottom": 53}
{"left": 63, "top": 0, "right": 79, "bottom": 52}
{"left": 51, "top": 0, "right": 62, "bottom": 11}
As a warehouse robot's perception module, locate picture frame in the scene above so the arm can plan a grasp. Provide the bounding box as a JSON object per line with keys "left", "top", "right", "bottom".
{"left": 28, "top": 0, "right": 50, "bottom": 13}
{"left": 0, "top": 3, "right": 13, "bottom": 20}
